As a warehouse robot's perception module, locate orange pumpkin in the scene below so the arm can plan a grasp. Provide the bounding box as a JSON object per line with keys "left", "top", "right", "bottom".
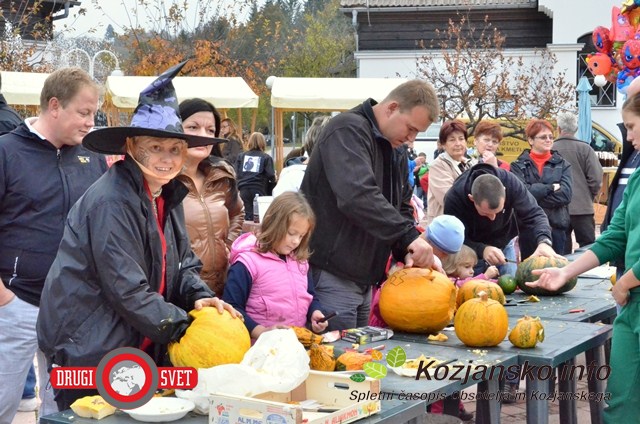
{"left": 454, "top": 291, "right": 508, "bottom": 347}
{"left": 508, "top": 315, "right": 545, "bottom": 348}
{"left": 456, "top": 279, "right": 505, "bottom": 308}
{"left": 379, "top": 268, "right": 457, "bottom": 334}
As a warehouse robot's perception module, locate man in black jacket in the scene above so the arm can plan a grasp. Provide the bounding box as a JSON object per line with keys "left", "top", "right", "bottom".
{"left": 444, "top": 164, "right": 557, "bottom": 274}
{"left": 300, "top": 79, "right": 440, "bottom": 332}
{"left": 0, "top": 74, "right": 22, "bottom": 135}
{"left": 0, "top": 68, "right": 108, "bottom": 423}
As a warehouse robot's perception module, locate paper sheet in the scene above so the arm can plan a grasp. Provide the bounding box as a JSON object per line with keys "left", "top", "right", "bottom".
{"left": 579, "top": 265, "right": 615, "bottom": 279}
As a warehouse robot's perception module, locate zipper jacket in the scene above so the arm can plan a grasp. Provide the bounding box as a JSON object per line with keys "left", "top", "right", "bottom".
{"left": 0, "top": 122, "right": 107, "bottom": 306}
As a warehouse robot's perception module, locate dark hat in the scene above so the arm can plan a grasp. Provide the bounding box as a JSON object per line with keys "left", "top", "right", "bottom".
{"left": 83, "top": 60, "right": 227, "bottom": 155}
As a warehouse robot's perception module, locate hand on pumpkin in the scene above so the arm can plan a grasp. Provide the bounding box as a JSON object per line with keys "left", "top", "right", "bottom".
{"left": 405, "top": 237, "right": 434, "bottom": 269}
{"left": 310, "top": 310, "right": 329, "bottom": 333}
{"left": 530, "top": 243, "right": 563, "bottom": 260}
{"left": 194, "top": 297, "right": 243, "bottom": 319}
{"left": 526, "top": 267, "right": 565, "bottom": 292}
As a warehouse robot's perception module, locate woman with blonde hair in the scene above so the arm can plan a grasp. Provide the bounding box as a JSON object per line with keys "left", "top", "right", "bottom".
{"left": 235, "top": 132, "right": 276, "bottom": 220}
{"left": 220, "top": 117, "right": 244, "bottom": 165}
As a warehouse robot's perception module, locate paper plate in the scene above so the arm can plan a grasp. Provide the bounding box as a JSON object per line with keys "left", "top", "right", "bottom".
{"left": 122, "top": 397, "right": 195, "bottom": 422}
{"left": 389, "top": 358, "right": 444, "bottom": 378}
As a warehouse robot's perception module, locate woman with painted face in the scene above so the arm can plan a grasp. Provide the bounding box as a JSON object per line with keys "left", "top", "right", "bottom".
{"left": 36, "top": 62, "right": 240, "bottom": 409}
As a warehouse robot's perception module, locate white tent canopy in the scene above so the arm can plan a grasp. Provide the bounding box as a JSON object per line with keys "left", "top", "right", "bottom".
{"left": 269, "top": 77, "right": 409, "bottom": 111}
{"left": 268, "top": 77, "right": 409, "bottom": 171}
{"left": 106, "top": 76, "right": 259, "bottom": 109}
{"left": 1, "top": 71, "right": 50, "bottom": 106}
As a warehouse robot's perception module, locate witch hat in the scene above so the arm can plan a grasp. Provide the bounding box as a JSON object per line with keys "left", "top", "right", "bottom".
{"left": 83, "top": 60, "right": 226, "bottom": 155}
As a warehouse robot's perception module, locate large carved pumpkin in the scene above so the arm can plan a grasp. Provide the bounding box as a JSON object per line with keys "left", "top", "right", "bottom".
{"left": 168, "top": 307, "right": 251, "bottom": 368}
{"left": 456, "top": 279, "right": 505, "bottom": 308}
{"left": 454, "top": 292, "right": 508, "bottom": 347}
{"left": 379, "top": 268, "right": 457, "bottom": 334}
{"left": 515, "top": 256, "right": 577, "bottom": 295}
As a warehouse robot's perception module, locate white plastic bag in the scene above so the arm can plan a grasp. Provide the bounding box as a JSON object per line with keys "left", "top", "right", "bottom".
{"left": 176, "top": 328, "right": 309, "bottom": 414}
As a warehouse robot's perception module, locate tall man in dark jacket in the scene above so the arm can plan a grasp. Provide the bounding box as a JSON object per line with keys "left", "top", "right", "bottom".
{"left": 553, "top": 112, "right": 602, "bottom": 253}
{"left": 444, "top": 164, "right": 557, "bottom": 274}
{"left": 300, "top": 79, "right": 439, "bottom": 331}
{"left": 0, "top": 74, "right": 22, "bottom": 135}
{"left": 0, "top": 68, "right": 108, "bottom": 424}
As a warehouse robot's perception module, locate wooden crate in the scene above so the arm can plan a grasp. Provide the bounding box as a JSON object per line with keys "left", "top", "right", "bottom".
{"left": 209, "top": 371, "right": 381, "bottom": 424}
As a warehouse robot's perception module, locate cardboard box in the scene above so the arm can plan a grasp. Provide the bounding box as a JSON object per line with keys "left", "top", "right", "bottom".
{"left": 209, "top": 371, "right": 381, "bottom": 424}
{"left": 340, "top": 326, "right": 393, "bottom": 345}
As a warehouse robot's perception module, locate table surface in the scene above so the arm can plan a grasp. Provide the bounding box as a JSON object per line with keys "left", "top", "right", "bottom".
{"left": 505, "top": 280, "right": 616, "bottom": 324}
{"left": 40, "top": 399, "right": 427, "bottom": 424}
{"left": 335, "top": 336, "right": 520, "bottom": 398}
{"left": 392, "top": 317, "right": 612, "bottom": 368}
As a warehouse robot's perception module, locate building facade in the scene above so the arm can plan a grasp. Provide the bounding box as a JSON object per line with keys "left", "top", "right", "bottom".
{"left": 340, "top": 0, "right": 624, "bottom": 140}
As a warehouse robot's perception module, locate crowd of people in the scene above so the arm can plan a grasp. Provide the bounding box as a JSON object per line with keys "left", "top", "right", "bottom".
{"left": 0, "top": 63, "right": 636, "bottom": 424}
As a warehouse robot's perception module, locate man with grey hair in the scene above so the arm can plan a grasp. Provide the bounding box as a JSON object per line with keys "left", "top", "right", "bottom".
{"left": 553, "top": 112, "right": 602, "bottom": 253}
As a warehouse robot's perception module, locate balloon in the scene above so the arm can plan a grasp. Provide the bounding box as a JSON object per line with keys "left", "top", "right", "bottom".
{"left": 617, "top": 39, "right": 640, "bottom": 93}
{"left": 587, "top": 53, "right": 613, "bottom": 76}
{"left": 611, "top": 6, "right": 634, "bottom": 42}
{"left": 593, "top": 26, "right": 613, "bottom": 53}
{"left": 622, "top": 39, "right": 640, "bottom": 70}
{"left": 594, "top": 75, "right": 608, "bottom": 87}
{"left": 621, "top": 0, "right": 640, "bottom": 15}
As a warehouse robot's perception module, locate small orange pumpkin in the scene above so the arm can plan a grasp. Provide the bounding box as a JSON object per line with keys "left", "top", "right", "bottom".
{"left": 508, "top": 316, "right": 545, "bottom": 348}
{"left": 379, "top": 268, "right": 457, "bottom": 334}
{"left": 454, "top": 291, "right": 508, "bottom": 347}
{"left": 456, "top": 279, "right": 505, "bottom": 308}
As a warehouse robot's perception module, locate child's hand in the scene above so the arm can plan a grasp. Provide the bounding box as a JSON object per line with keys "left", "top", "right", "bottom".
{"left": 486, "top": 265, "right": 499, "bottom": 279}
{"left": 310, "top": 310, "right": 329, "bottom": 333}
{"left": 251, "top": 324, "right": 290, "bottom": 339}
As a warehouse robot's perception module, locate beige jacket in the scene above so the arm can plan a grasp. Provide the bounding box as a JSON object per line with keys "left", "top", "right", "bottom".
{"left": 178, "top": 160, "right": 244, "bottom": 295}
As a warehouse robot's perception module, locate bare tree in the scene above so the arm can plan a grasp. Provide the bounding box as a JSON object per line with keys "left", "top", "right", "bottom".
{"left": 417, "top": 13, "right": 575, "bottom": 139}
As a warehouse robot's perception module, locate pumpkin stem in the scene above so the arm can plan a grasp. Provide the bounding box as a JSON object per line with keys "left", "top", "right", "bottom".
{"left": 477, "top": 290, "right": 489, "bottom": 301}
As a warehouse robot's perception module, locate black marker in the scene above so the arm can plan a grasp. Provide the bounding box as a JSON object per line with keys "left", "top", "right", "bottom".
{"left": 318, "top": 311, "right": 338, "bottom": 323}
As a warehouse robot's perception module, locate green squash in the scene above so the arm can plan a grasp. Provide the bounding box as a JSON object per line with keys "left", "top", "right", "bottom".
{"left": 515, "top": 256, "right": 577, "bottom": 295}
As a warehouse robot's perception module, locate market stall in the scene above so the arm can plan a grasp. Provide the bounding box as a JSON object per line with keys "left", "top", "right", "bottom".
{"left": 103, "top": 75, "right": 259, "bottom": 132}
{"left": 0, "top": 71, "right": 50, "bottom": 115}
{"left": 268, "top": 77, "right": 408, "bottom": 172}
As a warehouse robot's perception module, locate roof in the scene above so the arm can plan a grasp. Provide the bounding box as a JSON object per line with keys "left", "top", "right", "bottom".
{"left": 340, "top": 0, "right": 534, "bottom": 8}
{"left": 269, "top": 77, "right": 409, "bottom": 110}
{"left": 0, "top": 71, "right": 50, "bottom": 105}
{"left": 105, "top": 76, "right": 259, "bottom": 109}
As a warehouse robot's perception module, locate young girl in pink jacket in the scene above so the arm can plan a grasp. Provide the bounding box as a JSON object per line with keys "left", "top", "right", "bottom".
{"left": 223, "top": 191, "right": 328, "bottom": 340}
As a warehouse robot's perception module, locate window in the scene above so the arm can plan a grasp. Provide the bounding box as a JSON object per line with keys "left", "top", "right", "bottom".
{"left": 577, "top": 34, "right": 616, "bottom": 108}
